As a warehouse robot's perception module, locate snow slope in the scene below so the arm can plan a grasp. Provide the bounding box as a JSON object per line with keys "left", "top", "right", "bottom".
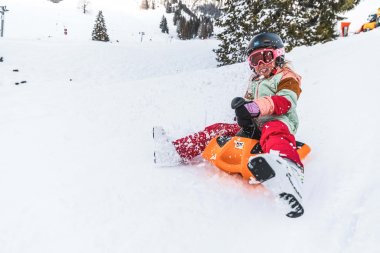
{"left": 0, "top": 0, "right": 379, "bottom": 252}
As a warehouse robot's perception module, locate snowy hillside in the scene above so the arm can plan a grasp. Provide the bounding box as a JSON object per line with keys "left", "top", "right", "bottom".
{"left": 0, "top": 0, "right": 379, "bottom": 253}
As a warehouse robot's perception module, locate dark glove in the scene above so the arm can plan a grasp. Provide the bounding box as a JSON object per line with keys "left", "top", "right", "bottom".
{"left": 231, "top": 97, "right": 260, "bottom": 128}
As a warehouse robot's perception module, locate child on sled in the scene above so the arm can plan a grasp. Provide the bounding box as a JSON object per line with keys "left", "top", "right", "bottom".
{"left": 155, "top": 32, "right": 303, "bottom": 169}
{"left": 154, "top": 32, "right": 306, "bottom": 217}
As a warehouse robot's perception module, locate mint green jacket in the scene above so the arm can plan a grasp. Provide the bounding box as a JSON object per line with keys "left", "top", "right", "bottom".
{"left": 245, "top": 66, "right": 302, "bottom": 134}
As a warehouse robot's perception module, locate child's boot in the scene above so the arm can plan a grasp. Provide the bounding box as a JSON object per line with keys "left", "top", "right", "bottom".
{"left": 247, "top": 151, "right": 304, "bottom": 218}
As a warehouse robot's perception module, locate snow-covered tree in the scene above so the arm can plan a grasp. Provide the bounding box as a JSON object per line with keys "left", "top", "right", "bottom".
{"left": 338, "top": 0, "right": 361, "bottom": 12}
{"left": 92, "top": 11, "right": 110, "bottom": 42}
{"left": 190, "top": 18, "right": 201, "bottom": 38}
{"left": 198, "top": 22, "right": 207, "bottom": 39}
{"left": 140, "top": 0, "right": 149, "bottom": 10}
{"left": 292, "top": 0, "right": 360, "bottom": 47}
{"left": 214, "top": 0, "right": 255, "bottom": 66}
{"left": 214, "top": 0, "right": 361, "bottom": 66}
{"left": 176, "top": 16, "right": 187, "bottom": 39}
{"left": 206, "top": 19, "right": 214, "bottom": 37}
{"left": 165, "top": 1, "right": 173, "bottom": 13}
{"left": 160, "top": 15, "right": 169, "bottom": 34}
{"left": 198, "top": 17, "right": 213, "bottom": 39}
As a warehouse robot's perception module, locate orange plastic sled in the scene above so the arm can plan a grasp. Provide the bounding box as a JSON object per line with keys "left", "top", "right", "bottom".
{"left": 202, "top": 135, "right": 311, "bottom": 180}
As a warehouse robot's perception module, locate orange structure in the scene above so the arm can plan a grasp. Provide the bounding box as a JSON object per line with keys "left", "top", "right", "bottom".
{"left": 202, "top": 135, "right": 311, "bottom": 180}
{"left": 341, "top": 22, "right": 351, "bottom": 37}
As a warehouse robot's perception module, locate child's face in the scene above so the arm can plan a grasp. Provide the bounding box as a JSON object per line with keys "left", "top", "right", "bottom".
{"left": 253, "top": 61, "right": 276, "bottom": 78}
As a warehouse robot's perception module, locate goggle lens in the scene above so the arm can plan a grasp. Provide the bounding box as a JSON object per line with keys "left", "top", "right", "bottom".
{"left": 248, "top": 50, "right": 275, "bottom": 67}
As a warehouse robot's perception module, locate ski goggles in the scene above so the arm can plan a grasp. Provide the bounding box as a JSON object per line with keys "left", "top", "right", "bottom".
{"left": 248, "top": 48, "right": 285, "bottom": 67}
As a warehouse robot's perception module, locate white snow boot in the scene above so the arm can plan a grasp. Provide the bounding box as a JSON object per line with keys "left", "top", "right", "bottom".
{"left": 247, "top": 151, "right": 304, "bottom": 218}
{"left": 153, "top": 126, "right": 183, "bottom": 167}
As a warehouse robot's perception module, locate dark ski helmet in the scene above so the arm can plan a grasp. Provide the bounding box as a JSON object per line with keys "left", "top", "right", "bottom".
{"left": 247, "top": 32, "right": 285, "bottom": 67}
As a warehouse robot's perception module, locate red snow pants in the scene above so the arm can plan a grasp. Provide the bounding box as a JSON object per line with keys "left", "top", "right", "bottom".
{"left": 260, "top": 120, "right": 302, "bottom": 166}
{"left": 172, "top": 123, "right": 240, "bottom": 161}
{"left": 172, "top": 121, "right": 302, "bottom": 166}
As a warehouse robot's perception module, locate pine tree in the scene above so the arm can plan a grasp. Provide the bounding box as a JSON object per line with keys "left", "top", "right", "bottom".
{"left": 173, "top": 9, "right": 181, "bottom": 25}
{"left": 248, "top": 0, "right": 339, "bottom": 49}
{"left": 188, "top": 18, "right": 199, "bottom": 39}
{"left": 214, "top": 0, "right": 257, "bottom": 66}
{"left": 295, "top": 0, "right": 352, "bottom": 47}
{"left": 206, "top": 20, "right": 214, "bottom": 38}
{"left": 177, "top": 16, "right": 185, "bottom": 39}
{"left": 198, "top": 17, "right": 213, "bottom": 39}
{"left": 140, "top": 0, "right": 149, "bottom": 10}
{"left": 183, "top": 21, "right": 191, "bottom": 39}
{"left": 165, "top": 2, "right": 173, "bottom": 13}
{"left": 214, "top": 0, "right": 361, "bottom": 66}
{"left": 255, "top": 0, "right": 307, "bottom": 50}
{"left": 191, "top": 18, "right": 200, "bottom": 39}
{"left": 160, "top": 15, "right": 169, "bottom": 34}
{"left": 198, "top": 21, "right": 208, "bottom": 39}
{"left": 92, "top": 11, "right": 110, "bottom": 42}
{"left": 177, "top": 16, "right": 192, "bottom": 40}
{"left": 338, "top": 0, "right": 361, "bottom": 12}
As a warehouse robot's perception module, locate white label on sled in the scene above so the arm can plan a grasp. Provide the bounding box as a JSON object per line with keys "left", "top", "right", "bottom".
{"left": 234, "top": 141, "right": 244, "bottom": 150}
